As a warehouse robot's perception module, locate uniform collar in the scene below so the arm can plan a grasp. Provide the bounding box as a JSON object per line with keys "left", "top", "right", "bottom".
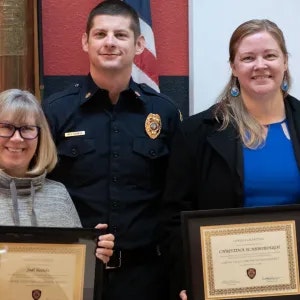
{"left": 80, "top": 75, "right": 147, "bottom": 105}
{"left": 128, "top": 79, "right": 148, "bottom": 104}
{"left": 79, "top": 74, "right": 104, "bottom": 105}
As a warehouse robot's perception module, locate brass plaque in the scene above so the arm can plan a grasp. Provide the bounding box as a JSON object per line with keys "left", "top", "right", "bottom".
{"left": 0, "top": 0, "right": 26, "bottom": 56}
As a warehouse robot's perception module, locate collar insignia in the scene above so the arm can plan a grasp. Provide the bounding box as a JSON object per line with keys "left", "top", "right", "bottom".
{"left": 179, "top": 110, "right": 183, "bottom": 121}
{"left": 134, "top": 90, "right": 141, "bottom": 97}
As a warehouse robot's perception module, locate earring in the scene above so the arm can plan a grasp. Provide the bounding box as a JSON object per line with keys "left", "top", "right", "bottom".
{"left": 230, "top": 77, "right": 240, "bottom": 97}
{"left": 281, "top": 74, "right": 288, "bottom": 92}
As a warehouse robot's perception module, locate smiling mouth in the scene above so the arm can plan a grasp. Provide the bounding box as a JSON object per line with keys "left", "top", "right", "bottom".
{"left": 101, "top": 53, "right": 119, "bottom": 56}
{"left": 252, "top": 75, "right": 271, "bottom": 79}
{"left": 7, "top": 147, "right": 23, "bottom": 153}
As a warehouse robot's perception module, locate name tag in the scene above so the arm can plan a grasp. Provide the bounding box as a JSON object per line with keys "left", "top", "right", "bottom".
{"left": 64, "top": 131, "right": 85, "bottom": 137}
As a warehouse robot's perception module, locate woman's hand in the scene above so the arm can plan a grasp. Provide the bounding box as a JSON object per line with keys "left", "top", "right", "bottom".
{"left": 179, "top": 290, "right": 187, "bottom": 300}
{"left": 95, "top": 223, "right": 115, "bottom": 264}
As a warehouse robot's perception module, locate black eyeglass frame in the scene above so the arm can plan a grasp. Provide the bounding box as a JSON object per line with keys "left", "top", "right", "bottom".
{"left": 0, "top": 122, "right": 40, "bottom": 140}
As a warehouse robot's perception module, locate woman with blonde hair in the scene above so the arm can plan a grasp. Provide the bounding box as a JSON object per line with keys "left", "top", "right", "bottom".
{"left": 162, "top": 19, "right": 300, "bottom": 299}
{"left": 0, "top": 89, "right": 114, "bottom": 263}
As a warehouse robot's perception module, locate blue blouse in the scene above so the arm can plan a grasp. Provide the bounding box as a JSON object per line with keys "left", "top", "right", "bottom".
{"left": 243, "top": 120, "right": 300, "bottom": 207}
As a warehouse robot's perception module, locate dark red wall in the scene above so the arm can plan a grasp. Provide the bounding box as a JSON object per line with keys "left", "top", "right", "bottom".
{"left": 41, "top": 0, "right": 189, "bottom": 116}
{"left": 42, "top": 0, "right": 188, "bottom": 76}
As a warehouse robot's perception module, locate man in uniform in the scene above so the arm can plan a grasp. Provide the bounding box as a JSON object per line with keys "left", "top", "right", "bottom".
{"left": 42, "top": 1, "right": 181, "bottom": 299}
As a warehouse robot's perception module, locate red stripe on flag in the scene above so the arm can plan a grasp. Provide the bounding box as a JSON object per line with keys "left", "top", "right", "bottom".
{"left": 134, "top": 48, "right": 159, "bottom": 85}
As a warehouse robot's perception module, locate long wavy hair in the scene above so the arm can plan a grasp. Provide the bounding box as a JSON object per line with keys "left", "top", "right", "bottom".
{"left": 214, "top": 19, "right": 290, "bottom": 149}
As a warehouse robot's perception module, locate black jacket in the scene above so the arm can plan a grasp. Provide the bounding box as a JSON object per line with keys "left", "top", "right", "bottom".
{"left": 162, "top": 94, "right": 300, "bottom": 298}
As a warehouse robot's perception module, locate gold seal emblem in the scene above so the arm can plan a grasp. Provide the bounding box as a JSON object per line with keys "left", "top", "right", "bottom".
{"left": 32, "top": 289, "right": 42, "bottom": 300}
{"left": 145, "top": 113, "right": 161, "bottom": 139}
{"left": 246, "top": 268, "right": 256, "bottom": 279}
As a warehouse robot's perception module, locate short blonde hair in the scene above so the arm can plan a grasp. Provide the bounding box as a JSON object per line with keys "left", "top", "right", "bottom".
{"left": 0, "top": 89, "right": 57, "bottom": 175}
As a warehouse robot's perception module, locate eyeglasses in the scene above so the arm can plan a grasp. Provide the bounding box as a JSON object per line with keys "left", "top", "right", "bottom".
{"left": 0, "top": 123, "right": 40, "bottom": 140}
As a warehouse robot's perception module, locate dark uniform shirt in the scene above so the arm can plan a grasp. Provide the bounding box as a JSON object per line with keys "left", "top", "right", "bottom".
{"left": 42, "top": 74, "right": 181, "bottom": 250}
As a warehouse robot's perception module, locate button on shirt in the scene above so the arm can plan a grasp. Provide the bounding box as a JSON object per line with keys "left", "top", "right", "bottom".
{"left": 42, "top": 75, "right": 181, "bottom": 250}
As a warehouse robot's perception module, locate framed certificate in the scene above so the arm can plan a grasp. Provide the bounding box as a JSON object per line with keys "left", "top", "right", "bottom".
{"left": 181, "top": 204, "right": 300, "bottom": 300}
{"left": 0, "top": 226, "right": 102, "bottom": 300}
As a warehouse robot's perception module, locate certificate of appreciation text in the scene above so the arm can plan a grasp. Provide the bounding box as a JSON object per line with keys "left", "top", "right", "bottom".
{"left": 0, "top": 243, "right": 86, "bottom": 300}
{"left": 200, "top": 220, "right": 300, "bottom": 299}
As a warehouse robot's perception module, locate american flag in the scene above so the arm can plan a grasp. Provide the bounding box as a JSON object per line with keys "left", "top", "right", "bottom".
{"left": 124, "top": 0, "right": 160, "bottom": 92}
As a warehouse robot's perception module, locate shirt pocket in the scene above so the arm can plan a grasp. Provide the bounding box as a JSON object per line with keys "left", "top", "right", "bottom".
{"left": 132, "top": 137, "right": 169, "bottom": 189}
{"left": 133, "top": 137, "right": 169, "bottom": 159}
{"left": 57, "top": 137, "right": 95, "bottom": 158}
{"left": 54, "top": 137, "right": 97, "bottom": 186}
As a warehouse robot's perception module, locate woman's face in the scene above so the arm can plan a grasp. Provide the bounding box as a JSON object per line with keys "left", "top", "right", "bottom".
{"left": 231, "top": 31, "right": 287, "bottom": 100}
{"left": 0, "top": 114, "right": 38, "bottom": 177}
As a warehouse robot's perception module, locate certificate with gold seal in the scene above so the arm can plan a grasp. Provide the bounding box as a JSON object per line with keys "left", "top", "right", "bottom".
{"left": 201, "top": 221, "right": 299, "bottom": 299}
{"left": 0, "top": 226, "right": 101, "bottom": 300}
{"left": 181, "top": 205, "right": 300, "bottom": 300}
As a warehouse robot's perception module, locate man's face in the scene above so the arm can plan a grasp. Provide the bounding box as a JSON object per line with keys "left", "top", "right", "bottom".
{"left": 82, "top": 15, "right": 144, "bottom": 74}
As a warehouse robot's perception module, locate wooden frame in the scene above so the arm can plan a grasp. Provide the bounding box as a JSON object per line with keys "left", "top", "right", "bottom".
{"left": 182, "top": 205, "right": 300, "bottom": 300}
{"left": 0, "top": 226, "right": 102, "bottom": 300}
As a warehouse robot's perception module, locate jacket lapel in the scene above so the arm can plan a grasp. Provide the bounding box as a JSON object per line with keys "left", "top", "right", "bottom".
{"left": 207, "top": 122, "right": 243, "bottom": 181}
{"left": 206, "top": 96, "right": 300, "bottom": 184}
{"left": 285, "top": 96, "right": 300, "bottom": 169}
